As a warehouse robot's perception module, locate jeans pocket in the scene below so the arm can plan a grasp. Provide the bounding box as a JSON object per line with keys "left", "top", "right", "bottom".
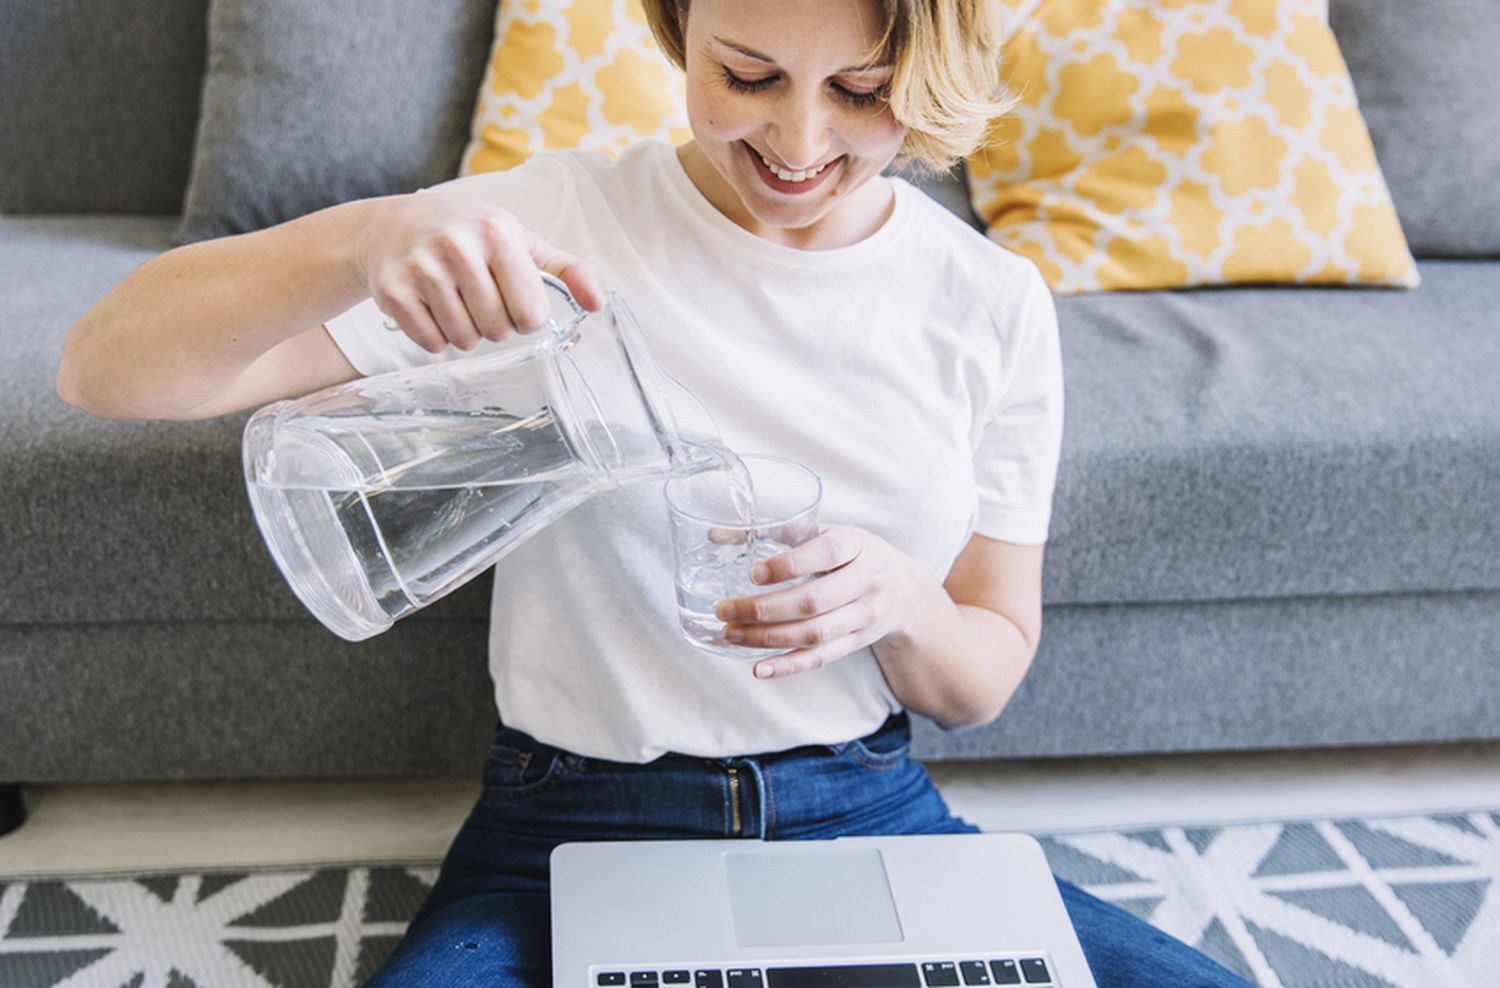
{"left": 482, "top": 740, "right": 574, "bottom": 800}
{"left": 842, "top": 713, "right": 913, "bottom": 769}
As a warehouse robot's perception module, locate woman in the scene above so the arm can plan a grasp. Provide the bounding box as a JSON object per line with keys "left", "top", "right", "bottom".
{"left": 58, "top": 1, "right": 1249, "bottom": 984}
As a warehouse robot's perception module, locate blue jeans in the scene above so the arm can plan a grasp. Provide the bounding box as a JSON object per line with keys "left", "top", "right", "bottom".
{"left": 368, "top": 713, "right": 1249, "bottom": 987}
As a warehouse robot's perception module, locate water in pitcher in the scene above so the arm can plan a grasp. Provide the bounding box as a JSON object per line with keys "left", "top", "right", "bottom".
{"left": 249, "top": 408, "right": 755, "bottom": 629}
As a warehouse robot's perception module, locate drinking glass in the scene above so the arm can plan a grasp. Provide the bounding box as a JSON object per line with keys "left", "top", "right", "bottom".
{"left": 664, "top": 454, "right": 822, "bottom": 659}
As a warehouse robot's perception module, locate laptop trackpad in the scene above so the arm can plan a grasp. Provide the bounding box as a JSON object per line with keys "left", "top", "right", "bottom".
{"left": 723, "top": 847, "right": 905, "bottom": 948}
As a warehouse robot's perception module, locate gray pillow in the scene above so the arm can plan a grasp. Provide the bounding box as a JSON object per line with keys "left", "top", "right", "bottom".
{"left": 0, "top": 0, "right": 207, "bottom": 214}
{"left": 1331, "top": 0, "right": 1500, "bottom": 257}
{"left": 174, "top": 0, "right": 498, "bottom": 244}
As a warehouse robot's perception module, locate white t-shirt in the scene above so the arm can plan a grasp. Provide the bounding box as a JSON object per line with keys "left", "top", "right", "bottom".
{"left": 325, "top": 140, "right": 1063, "bottom": 762}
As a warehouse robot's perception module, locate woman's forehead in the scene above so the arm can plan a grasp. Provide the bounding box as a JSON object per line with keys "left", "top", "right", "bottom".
{"left": 709, "top": 34, "right": 892, "bottom": 72}
{"left": 689, "top": 0, "right": 889, "bottom": 65}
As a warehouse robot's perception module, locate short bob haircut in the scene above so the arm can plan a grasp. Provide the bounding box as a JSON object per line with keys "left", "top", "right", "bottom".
{"left": 639, "top": 0, "right": 1015, "bottom": 174}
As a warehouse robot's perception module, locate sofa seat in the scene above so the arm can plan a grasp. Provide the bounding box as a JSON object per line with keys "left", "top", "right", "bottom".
{"left": 7, "top": 221, "right": 1500, "bottom": 776}
{"left": 6, "top": 217, "right": 1498, "bottom": 630}
{"left": 1047, "top": 263, "right": 1500, "bottom": 606}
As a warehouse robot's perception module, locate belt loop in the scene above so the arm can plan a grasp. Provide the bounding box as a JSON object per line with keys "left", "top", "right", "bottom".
{"left": 738, "top": 757, "right": 768, "bottom": 839}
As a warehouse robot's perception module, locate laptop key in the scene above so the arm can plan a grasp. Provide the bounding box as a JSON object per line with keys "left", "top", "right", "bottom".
{"left": 988, "top": 960, "right": 1021, "bottom": 985}
{"left": 632, "top": 974, "right": 661, "bottom": 986}
{"left": 695, "top": 972, "right": 724, "bottom": 988}
{"left": 959, "top": 960, "right": 992, "bottom": 985}
{"left": 1019, "top": 958, "right": 1051, "bottom": 984}
{"left": 922, "top": 961, "right": 960, "bottom": 986}
{"left": 766, "top": 963, "right": 921, "bottom": 987}
{"left": 597, "top": 975, "right": 626, "bottom": 986}
{"left": 727, "top": 969, "right": 764, "bottom": 988}
{"left": 663, "top": 973, "right": 692, "bottom": 985}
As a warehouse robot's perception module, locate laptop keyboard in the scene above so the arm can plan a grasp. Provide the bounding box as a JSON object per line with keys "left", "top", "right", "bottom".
{"left": 592, "top": 955, "right": 1058, "bottom": 986}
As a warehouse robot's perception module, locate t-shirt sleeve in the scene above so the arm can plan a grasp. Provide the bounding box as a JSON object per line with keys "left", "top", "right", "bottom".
{"left": 971, "top": 264, "right": 1065, "bottom": 544}
{"left": 324, "top": 154, "right": 571, "bottom": 377}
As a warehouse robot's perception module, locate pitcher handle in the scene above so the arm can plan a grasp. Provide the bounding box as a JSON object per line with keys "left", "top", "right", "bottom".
{"left": 380, "top": 271, "right": 586, "bottom": 344}
{"left": 539, "top": 271, "right": 586, "bottom": 323}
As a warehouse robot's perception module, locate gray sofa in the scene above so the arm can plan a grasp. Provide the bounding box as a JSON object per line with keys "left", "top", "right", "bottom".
{"left": 3, "top": 0, "right": 1497, "bottom": 828}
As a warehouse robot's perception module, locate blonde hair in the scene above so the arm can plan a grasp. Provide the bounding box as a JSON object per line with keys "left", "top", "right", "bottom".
{"left": 640, "top": 0, "right": 1014, "bottom": 174}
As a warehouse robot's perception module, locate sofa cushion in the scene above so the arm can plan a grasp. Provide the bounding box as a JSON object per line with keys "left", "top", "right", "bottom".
{"left": 968, "top": 0, "right": 1419, "bottom": 293}
{"left": 0, "top": 0, "right": 207, "bottom": 214}
{"left": 1, "top": 217, "right": 490, "bottom": 627}
{"left": 460, "top": 0, "right": 692, "bottom": 175}
{"left": 1330, "top": 0, "right": 1500, "bottom": 257}
{"left": 1045, "top": 263, "right": 1500, "bottom": 605}
{"left": 7, "top": 219, "right": 1499, "bottom": 626}
{"left": 174, "top": 0, "right": 498, "bottom": 244}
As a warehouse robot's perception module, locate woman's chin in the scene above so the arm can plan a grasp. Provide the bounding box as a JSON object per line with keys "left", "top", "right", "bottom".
{"left": 739, "top": 184, "right": 843, "bottom": 234}
{"left": 752, "top": 201, "right": 829, "bottom": 231}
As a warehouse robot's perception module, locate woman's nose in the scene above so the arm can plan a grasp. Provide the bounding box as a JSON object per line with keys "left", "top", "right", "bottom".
{"left": 766, "top": 93, "right": 831, "bottom": 170}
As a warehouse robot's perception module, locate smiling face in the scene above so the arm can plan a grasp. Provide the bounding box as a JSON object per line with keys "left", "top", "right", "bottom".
{"left": 675, "top": 0, "right": 907, "bottom": 249}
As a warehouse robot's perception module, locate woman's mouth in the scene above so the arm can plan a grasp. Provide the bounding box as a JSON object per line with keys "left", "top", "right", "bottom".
{"left": 744, "top": 141, "right": 842, "bottom": 195}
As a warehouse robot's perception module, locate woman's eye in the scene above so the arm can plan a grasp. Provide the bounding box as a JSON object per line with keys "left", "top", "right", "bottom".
{"left": 719, "top": 68, "right": 886, "bottom": 109}
{"left": 833, "top": 84, "right": 884, "bottom": 108}
{"left": 721, "top": 68, "right": 775, "bottom": 92}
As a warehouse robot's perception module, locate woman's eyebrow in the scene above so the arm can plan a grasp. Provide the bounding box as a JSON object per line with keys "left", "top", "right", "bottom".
{"left": 709, "top": 35, "right": 892, "bottom": 73}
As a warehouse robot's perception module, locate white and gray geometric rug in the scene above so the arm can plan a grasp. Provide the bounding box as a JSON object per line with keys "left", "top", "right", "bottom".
{"left": 1037, "top": 810, "right": 1499, "bottom": 987}
{"left": 1, "top": 809, "right": 1496, "bottom": 987}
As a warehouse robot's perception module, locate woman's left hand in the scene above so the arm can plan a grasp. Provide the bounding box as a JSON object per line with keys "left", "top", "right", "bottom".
{"left": 714, "top": 524, "right": 927, "bottom": 679}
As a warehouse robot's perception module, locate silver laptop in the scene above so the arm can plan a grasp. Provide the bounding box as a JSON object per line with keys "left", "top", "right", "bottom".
{"left": 551, "top": 832, "right": 1097, "bottom": 987}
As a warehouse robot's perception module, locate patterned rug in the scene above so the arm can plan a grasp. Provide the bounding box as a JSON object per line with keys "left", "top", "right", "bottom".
{"left": 1, "top": 809, "right": 1496, "bottom": 988}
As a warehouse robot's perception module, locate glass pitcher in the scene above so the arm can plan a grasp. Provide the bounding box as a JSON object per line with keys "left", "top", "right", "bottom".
{"left": 242, "top": 274, "right": 714, "bottom": 642}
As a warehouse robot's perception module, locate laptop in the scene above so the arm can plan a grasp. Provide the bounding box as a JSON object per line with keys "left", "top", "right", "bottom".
{"left": 551, "top": 832, "right": 1098, "bottom": 987}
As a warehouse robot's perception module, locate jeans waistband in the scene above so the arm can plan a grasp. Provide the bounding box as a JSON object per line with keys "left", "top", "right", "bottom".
{"left": 493, "top": 710, "right": 910, "bottom": 771}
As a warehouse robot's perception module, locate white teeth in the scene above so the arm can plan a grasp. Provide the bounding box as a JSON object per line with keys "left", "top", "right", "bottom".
{"left": 756, "top": 149, "right": 830, "bottom": 183}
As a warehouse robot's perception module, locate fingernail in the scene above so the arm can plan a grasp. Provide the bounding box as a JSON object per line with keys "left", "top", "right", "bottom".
{"left": 723, "top": 627, "right": 745, "bottom": 643}
{"left": 751, "top": 564, "right": 770, "bottom": 584}
{"left": 715, "top": 601, "right": 736, "bottom": 621}
{"left": 755, "top": 664, "right": 774, "bottom": 679}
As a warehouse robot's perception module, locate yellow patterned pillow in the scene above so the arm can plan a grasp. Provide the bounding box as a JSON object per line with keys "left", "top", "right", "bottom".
{"left": 969, "top": 0, "right": 1419, "bottom": 293}
{"left": 460, "top": 0, "right": 691, "bottom": 176}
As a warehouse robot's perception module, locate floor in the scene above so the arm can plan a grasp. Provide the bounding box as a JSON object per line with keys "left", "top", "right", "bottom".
{"left": 5, "top": 740, "right": 1500, "bottom": 878}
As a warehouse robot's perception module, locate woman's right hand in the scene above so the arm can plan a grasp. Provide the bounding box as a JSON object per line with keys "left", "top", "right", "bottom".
{"left": 353, "top": 192, "right": 604, "bottom": 354}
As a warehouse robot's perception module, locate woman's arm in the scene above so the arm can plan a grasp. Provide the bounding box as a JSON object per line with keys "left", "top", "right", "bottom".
{"left": 716, "top": 530, "right": 1044, "bottom": 730}
{"left": 58, "top": 198, "right": 385, "bottom": 421}
{"left": 872, "top": 534, "right": 1043, "bottom": 730}
{"left": 57, "top": 192, "right": 604, "bottom": 422}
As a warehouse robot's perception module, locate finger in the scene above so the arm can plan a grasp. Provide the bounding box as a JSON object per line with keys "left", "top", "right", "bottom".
{"left": 413, "top": 264, "right": 483, "bottom": 350}
{"left": 429, "top": 231, "right": 502, "bottom": 345}
{"left": 470, "top": 215, "right": 539, "bottom": 333}
{"left": 379, "top": 293, "right": 447, "bottom": 353}
{"left": 708, "top": 526, "right": 749, "bottom": 545}
{"left": 716, "top": 565, "right": 864, "bottom": 626}
{"left": 451, "top": 253, "right": 511, "bottom": 342}
{"left": 750, "top": 526, "right": 859, "bottom": 586}
{"left": 484, "top": 225, "right": 552, "bottom": 332}
{"left": 529, "top": 233, "right": 605, "bottom": 312}
{"left": 752, "top": 631, "right": 869, "bottom": 680}
{"left": 724, "top": 598, "right": 871, "bottom": 653}
{"left": 755, "top": 521, "right": 814, "bottom": 545}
